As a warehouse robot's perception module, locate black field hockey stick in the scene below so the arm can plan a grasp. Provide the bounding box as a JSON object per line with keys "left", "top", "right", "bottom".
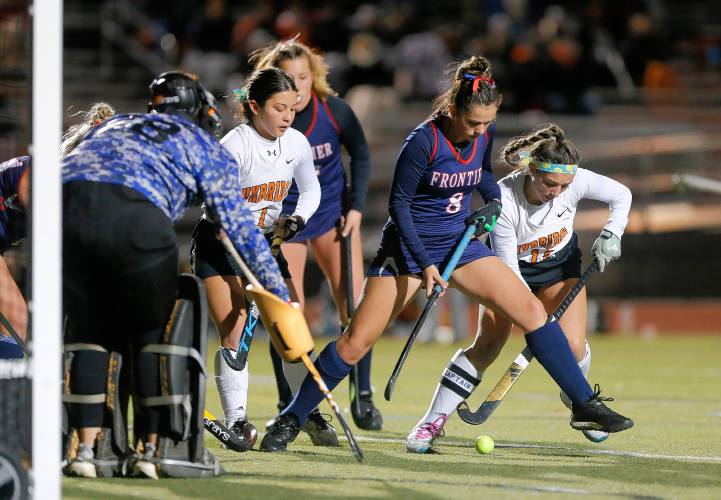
{"left": 203, "top": 409, "right": 255, "bottom": 452}
{"left": 341, "top": 230, "right": 363, "bottom": 417}
{"left": 384, "top": 220, "right": 490, "bottom": 401}
{"left": 217, "top": 230, "right": 364, "bottom": 462}
{"left": 456, "top": 259, "right": 599, "bottom": 425}
{"left": 0, "top": 311, "right": 30, "bottom": 357}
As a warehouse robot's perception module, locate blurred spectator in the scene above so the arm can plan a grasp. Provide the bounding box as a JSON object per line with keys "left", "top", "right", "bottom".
{"left": 182, "top": 0, "right": 236, "bottom": 92}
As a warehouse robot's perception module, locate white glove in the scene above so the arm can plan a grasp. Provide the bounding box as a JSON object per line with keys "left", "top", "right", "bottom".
{"left": 592, "top": 229, "right": 621, "bottom": 272}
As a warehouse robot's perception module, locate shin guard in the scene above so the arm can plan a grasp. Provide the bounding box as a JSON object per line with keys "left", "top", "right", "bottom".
{"left": 137, "top": 274, "right": 222, "bottom": 478}
{"left": 62, "top": 344, "right": 130, "bottom": 477}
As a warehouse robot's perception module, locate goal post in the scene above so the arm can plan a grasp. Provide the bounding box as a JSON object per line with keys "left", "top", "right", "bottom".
{"left": 31, "top": 0, "right": 63, "bottom": 498}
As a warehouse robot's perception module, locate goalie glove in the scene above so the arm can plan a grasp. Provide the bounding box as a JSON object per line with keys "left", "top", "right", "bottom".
{"left": 592, "top": 229, "right": 621, "bottom": 272}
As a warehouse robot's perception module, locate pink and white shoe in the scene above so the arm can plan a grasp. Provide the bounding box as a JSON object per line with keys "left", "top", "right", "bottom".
{"left": 405, "top": 414, "right": 448, "bottom": 454}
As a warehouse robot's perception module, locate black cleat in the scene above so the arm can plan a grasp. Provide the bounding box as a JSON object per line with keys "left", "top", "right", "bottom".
{"left": 351, "top": 391, "right": 383, "bottom": 431}
{"left": 302, "top": 409, "right": 339, "bottom": 446}
{"left": 260, "top": 413, "right": 301, "bottom": 452}
{"left": 571, "top": 384, "right": 634, "bottom": 433}
{"left": 229, "top": 419, "right": 258, "bottom": 452}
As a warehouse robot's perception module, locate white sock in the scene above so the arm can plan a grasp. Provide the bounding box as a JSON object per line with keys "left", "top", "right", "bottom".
{"left": 416, "top": 349, "right": 482, "bottom": 427}
{"left": 283, "top": 350, "right": 315, "bottom": 395}
{"left": 561, "top": 340, "right": 591, "bottom": 410}
{"left": 214, "top": 348, "right": 248, "bottom": 428}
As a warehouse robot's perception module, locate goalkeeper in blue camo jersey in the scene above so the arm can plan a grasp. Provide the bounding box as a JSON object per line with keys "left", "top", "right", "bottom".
{"left": 61, "top": 71, "right": 290, "bottom": 479}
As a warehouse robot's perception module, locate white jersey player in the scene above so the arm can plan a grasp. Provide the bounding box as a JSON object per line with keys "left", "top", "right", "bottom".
{"left": 408, "top": 123, "right": 633, "bottom": 453}
{"left": 220, "top": 122, "right": 319, "bottom": 233}
{"left": 190, "top": 67, "right": 334, "bottom": 451}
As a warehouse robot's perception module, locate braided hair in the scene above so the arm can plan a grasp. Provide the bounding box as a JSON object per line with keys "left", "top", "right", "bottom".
{"left": 429, "top": 56, "right": 502, "bottom": 119}
{"left": 60, "top": 102, "right": 115, "bottom": 157}
{"left": 499, "top": 123, "right": 580, "bottom": 172}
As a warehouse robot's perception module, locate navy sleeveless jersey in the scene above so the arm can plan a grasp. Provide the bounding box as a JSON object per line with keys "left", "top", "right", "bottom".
{"left": 371, "top": 119, "right": 500, "bottom": 274}
{"left": 282, "top": 93, "right": 345, "bottom": 238}
{"left": 0, "top": 156, "right": 29, "bottom": 254}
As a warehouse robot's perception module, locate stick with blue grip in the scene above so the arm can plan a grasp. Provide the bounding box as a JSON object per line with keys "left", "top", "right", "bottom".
{"left": 384, "top": 219, "right": 488, "bottom": 401}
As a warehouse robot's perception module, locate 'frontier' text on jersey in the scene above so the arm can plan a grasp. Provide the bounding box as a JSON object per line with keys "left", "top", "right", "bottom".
{"left": 430, "top": 166, "right": 484, "bottom": 188}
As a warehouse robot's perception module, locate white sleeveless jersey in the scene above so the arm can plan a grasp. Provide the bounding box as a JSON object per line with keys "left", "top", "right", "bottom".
{"left": 490, "top": 168, "right": 632, "bottom": 278}
{"left": 220, "top": 124, "right": 320, "bottom": 233}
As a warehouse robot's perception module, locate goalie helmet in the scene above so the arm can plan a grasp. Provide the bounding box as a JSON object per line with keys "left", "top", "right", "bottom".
{"left": 148, "top": 71, "right": 222, "bottom": 136}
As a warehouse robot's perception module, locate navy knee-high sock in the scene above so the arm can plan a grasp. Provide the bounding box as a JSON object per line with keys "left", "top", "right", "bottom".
{"left": 282, "top": 341, "right": 352, "bottom": 424}
{"left": 356, "top": 349, "right": 373, "bottom": 393}
{"left": 525, "top": 321, "right": 593, "bottom": 405}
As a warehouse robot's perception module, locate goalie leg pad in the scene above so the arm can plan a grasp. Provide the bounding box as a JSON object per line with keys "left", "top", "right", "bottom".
{"left": 136, "top": 274, "right": 223, "bottom": 478}
{"left": 62, "top": 343, "right": 131, "bottom": 477}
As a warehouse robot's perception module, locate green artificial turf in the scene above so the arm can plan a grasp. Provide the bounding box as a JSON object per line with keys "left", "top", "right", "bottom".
{"left": 63, "top": 334, "right": 721, "bottom": 499}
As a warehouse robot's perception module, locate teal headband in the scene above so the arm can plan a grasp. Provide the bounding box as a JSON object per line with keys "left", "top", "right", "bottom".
{"left": 517, "top": 152, "right": 577, "bottom": 174}
{"left": 533, "top": 161, "right": 578, "bottom": 174}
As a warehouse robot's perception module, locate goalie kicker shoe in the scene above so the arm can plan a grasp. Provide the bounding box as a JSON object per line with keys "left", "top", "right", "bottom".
{"left": 561, "top": 390, "right": 609, "bottom": 443}
{"left": 302, "top": 409, "right": 339, "bottom": 446}
{"left": 405, "top": 414, "right": 448, "bottom": 454}
{"left": 351, "top": 390, "right": 383, "bottom": 431}
{"left": 260, "top": 413, "right": 301, "bottom": 452}
{"left": 571, "top": 384, "right": 634, "bottom": 433}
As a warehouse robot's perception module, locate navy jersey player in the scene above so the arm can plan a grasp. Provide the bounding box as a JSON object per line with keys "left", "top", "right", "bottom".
{"left": 61, "top": 72, "right": 290, "bottom": 479}
{"left": 409, "top": 123, "right": 632, "bottom": 452}
{"left": 0, "top": 155, "right": 29, "bottom": 359}
{"left": 251, "top": 39, "right": 380, "bottom": 429}
{"left": 261, "top": 56, "right": 634, "bottom": 453}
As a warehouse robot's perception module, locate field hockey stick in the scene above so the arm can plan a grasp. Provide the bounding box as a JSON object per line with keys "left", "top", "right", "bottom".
{"left": 384, "top": 220, "right": 487, "bottom": 401}
{"left": 299, "top": 352, "right": 364, "bottom": 462}
{"left": 203, "top": 409, "right": 255, "bottom": 452}
{"left": 456, "top": 259, "right": 599, "bottom": 425}
{"left": 341, "top": 230, "right": 363, "bottom": 417}
{"left": 217, "top": 230, "right": 364, "bottom": 462}
{"left": 0, "top": 311, "right": 31, "bottom": 357}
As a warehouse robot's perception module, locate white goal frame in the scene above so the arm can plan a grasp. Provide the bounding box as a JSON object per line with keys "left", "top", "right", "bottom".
{"left": 31, "top": 0, "right": 63, "bottom": 498}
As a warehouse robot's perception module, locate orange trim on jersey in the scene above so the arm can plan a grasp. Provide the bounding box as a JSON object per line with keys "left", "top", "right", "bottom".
{"left": 321, "top": 97, "right": 341, "bottom": 134}
{"left": 304, "top": 93, "right": 319, "bottom": 138}
{"left": 428, "top": 121, "right": 439, "bottom": 165}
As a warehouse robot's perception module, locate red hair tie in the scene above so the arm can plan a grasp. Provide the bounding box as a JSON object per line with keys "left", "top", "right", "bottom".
{"left": 463, "top": 73, "right": 496, "bottom": 92}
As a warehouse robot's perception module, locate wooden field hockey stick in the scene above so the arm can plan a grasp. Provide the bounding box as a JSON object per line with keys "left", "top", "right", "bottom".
{"left": 456, "top": 259, "right": 599, "bottom": 425}
{"left": 384, "top": 219, "right": 490, "bottom": 401}
{"left": 217, "top": 230, "right": 364, "bottom": 462}
{"left": 341, "top": 230, "right": 363, "bottom": 417}
{"left": 0, "top": 311, "right": 31, "bottom": 357}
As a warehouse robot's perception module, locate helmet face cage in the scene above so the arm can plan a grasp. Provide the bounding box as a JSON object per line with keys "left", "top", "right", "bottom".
{"left": 149, "top": 71, "right": 223, "bottom": 136}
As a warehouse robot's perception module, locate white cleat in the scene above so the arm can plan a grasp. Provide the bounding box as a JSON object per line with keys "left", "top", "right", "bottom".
{"left": 405, "top": 414, "right": 447, "bottom": 454}
{"left": 561, "top": 391, "right": 609, "bottom": 443}
{"left": 582, "top": 429, "right": 609, "bottom": 443}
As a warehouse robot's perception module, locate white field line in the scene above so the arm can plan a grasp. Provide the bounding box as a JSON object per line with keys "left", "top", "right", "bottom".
{"left": 351, "top": 435, "right": 721, "bottom": 463}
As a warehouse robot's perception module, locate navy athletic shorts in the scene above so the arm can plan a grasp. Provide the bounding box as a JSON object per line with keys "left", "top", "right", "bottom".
{"left": 518, "top": 233, "right": 582, "bottom": 293}
{"left": 367, "top": 224, "right": 494, "bottom": 277}
{"left": 191, "top": 217, "right": 292, "bottom": 280}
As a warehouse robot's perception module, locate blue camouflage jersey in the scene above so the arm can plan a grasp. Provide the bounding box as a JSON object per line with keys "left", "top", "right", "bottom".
{"left": 62, "top": 112, "right": 290, "bottom": 300}
{"left": 0, "top": 155, "right": 29, "bottom": 254}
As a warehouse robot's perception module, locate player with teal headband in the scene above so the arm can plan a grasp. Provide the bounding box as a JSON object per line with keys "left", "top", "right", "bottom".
{"left": 408, "top": 123, "right": 633, "bottom": 453}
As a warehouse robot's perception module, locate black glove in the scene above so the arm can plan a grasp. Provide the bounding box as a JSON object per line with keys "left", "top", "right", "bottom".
{"left": 466, "top": 199, "right": 502, "bottom": 235}
{"left": 272, "top": 214, "right": 306, "bottom": 243}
